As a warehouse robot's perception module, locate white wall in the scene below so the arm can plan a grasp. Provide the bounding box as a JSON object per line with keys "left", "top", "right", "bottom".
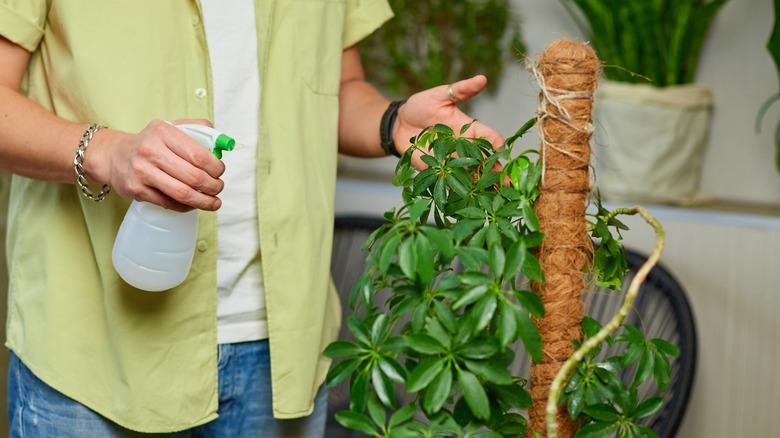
{"left": 468, "top": 0, "right": 780, "bottom": 205}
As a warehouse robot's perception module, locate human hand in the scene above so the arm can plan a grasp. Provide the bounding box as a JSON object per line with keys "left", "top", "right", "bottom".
{"left": 392, "top": 75, "right": 505, "bottom": 169}
{"left": 86, "top": 118, "right": 226, "bottom": 212}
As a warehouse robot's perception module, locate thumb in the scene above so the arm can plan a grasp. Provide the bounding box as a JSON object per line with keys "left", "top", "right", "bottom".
{"left": 446, "top": 75, "right": 489, "bottom": 102}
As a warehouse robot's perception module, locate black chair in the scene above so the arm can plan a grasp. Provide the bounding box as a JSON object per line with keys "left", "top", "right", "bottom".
{"left": 327, "top": 216, "right": 696, "bottom": 438}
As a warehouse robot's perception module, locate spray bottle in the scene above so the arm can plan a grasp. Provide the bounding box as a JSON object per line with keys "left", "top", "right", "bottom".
{"left": 112, "top": 124, "right": 235, "bottom": 291}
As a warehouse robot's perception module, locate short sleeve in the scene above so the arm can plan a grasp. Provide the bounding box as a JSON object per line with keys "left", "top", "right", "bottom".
{"left": 342, "top": 0, "right": 393, "bottom": 48}
{"left": 0, "top": 0, "right": 48, "bottom": 51}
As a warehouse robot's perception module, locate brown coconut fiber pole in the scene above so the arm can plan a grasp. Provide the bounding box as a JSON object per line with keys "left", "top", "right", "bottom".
{"left": 527, "top": 39, "right": 599, "bottom": 438}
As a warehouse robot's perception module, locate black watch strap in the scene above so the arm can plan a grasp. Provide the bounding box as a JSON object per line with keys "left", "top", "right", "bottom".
{"left": 379, "top": 100, "right": 406, "bottom": 158}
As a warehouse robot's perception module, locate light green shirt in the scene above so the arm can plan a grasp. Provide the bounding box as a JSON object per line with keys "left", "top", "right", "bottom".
{"left": 0, "top": 0, "right": 392, "bottom": 432}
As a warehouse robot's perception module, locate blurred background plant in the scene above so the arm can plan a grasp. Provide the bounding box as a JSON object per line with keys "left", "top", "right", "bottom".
{"left": 758, "top": 0, "right": 780, "bottom": 171}
{"left": 360, "top": 0, "right": 526, "bottom": 105}
{"left": 560, "top": 0, "right": 730, "bottom": 86}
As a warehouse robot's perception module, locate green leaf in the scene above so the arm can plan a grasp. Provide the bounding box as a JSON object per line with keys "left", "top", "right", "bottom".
{"left": 323, "top": 340, "right": 365, "bottom": 359}
{"left": 422, "top": 226, "right": 455, "bottom": 260}
{"left": 452, "top": 284, "right": 489, "bottom": 310}
{"left": 367, "top": 392, "right": 387, "bottom": 430}
{"left": 399, "top": 236, "right": 418, "bottom": 280}
{"left": 524, "top": 231, "right": 545, "bottom": 248}
{"left": 498, "top": 301, "right": 518, "bottom": 347}
{"left": 457, "top": 337, "right": 500, "bottom": 359}
{"left": 372, "top": 362, "right": 395, "bottom": 408}
{"left": 458, "top": 271, "right": 492, "bottom": 286}
{"left": 407, "top": 358, "right": 446, "bottom": 393}
{"left": 459, "top": 206, "right": 487, "bottom": 220}
{"left": 425, "top": 317, "right": 452, "bottom": 350}
{"left": 446, "top": 173, "right": 470, "bottom": 198}
{"left": 379, "top": 234, "right": 402, "bottom": 275}
{"left": 630, "top": 396, "right": 664, "bottom": 420}
{"left": 632, "top": 347, "right": 655, "bottom": 388}
{"left": 471, "top": 293, "right": 498, "bottom": 333}
{"left": 567, "top": 384, "right": 586, "bottom": 419}
{"left": 350, "top": 370, "right": 370, "bottom": 412}
{"left": 378, "top": 356, "right": 407, "bottom": 384}
{"left": 503, "top": 239, "right": 527, "bottom": 279}
{"left": 653, "top": 350, "right": 671, "bottom": 391}
{"left": 621, "top": 342, "right": 645, "bottom": 368}
{"left": 463, "top": 360, "right": 514, "bottom": 385}
{"left": 521, "top": 252, "right": 545, "bottom": 282}
{"left": 325, "top": 358, "right": 361, "bottom": 387}
{"left": 423, "top": 365, "right": 453, "bottom": 414}
{"left": 456, "top": 246, "right": 489, "bottom": 270}
{"left": 371, "top": 313, "right": 389, "bottom": 345}
{"left": 348, "top": 316, "right": 372, "bottom": 346}
{"left": 573, "top": 421, "right": 620, "bottom": 438}
{"left": 388, "top": 404, "right": 417, "bottom": 428}
{"left": 515, "top": 307, "right": 542, "bottom": 363}
{"left": 416, "top": 234, "right": 435, "bottom": 284}
{"left": 408, "top": 198, "right": 431, "bottom": 223}
{"left": 413, "top": 168, "right": 438, "bottom": 196}
{"left": 420, "top": 154, "right": 440, "bottom": 168}
{"left": 406, "top": 334, "right": 446, "bottom": 355}
{"left": 489, "top": 383, "right": 532, "bottom": 409}
{"left": 514, "top": 290, "right": 544, "bottom": 317}
{"left": 457, "top": 369, "right": 491, "bottom": 420}
{"left": 433, "top": 300, "right": 457, "bottom": 333}
{"left": 488, "top": 243, "right": 506, "bottom": 279}
{"left": 651, "top": 338, "right": 680, "bottom": 357}
{"left": 583, "top": 403, "right": 620, "bottom": 422}
{"left": 522, "top": 202, "right": 540, "bottom": 232}
{"left": 449, "top": 157, "right": 480, "bottom": 167}
{"left": 630, "top": 423, "right": 660, "bottom": 438}
{"left": 433, "top": 176, "right": 447, "bottom": 209}
{"left": 335, "top": 411, "right": 377, "bottom": 436}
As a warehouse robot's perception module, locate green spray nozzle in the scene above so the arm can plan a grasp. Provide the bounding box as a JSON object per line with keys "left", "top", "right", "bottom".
{"left": 212, "top": 134, "right": 236, "bottom": 159}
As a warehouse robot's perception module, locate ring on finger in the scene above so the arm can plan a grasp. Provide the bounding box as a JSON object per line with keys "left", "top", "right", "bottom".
{"left": 447, "top": 84, "right": 460, "bottom": 102}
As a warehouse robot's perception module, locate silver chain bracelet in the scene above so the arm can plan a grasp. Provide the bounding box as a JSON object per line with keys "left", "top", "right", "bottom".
{"left": 73, "top": 124, "right": 111, "bottom": 202}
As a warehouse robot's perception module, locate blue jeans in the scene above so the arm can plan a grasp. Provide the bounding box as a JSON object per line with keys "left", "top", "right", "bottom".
{"left": 7, "top": 340, "right": 328, "bottom": 437}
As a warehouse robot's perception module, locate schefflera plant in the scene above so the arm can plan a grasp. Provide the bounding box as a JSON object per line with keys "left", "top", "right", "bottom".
{"left": 323, "top": 120, "right": 675, "bottom": 437}
{"left": 324, "top": 120, "right": 546, "bottom": 437}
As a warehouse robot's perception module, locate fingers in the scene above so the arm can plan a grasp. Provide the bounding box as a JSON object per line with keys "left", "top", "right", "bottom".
{"left": 111, "top": 119, "right": 226, "bottom": 211}
{"left": 446, "top": 75, "right": 489, "bottom": 102}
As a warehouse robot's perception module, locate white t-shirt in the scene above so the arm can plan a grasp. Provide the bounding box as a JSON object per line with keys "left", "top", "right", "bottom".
{"left": 200, "top": 0, "right": 267, "bottom": 344}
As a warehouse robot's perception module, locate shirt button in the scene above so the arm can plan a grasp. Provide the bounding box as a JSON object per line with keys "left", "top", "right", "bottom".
{"left": 195, "top": 88, "right": 207, "bottom": 99}
{"left": 197, "top": 240, "right": 208, "bottom": 252}
{"left": 192, "top": 16, "right": 201, "bottom": 26}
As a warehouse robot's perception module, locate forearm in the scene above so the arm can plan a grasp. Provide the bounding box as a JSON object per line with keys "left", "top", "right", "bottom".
{"left": 0, "top": 85, "right": 106, "bottom": 184}
{"left": 337, "top": 78, "right": 389, "bottom": 157}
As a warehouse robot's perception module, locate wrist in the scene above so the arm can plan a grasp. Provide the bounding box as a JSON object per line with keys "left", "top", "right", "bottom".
{"left": 74, "top": 124, "right": 112, "bottom": 202}
{"left": 379, "top": 100, "right": 406, "bottom": 158}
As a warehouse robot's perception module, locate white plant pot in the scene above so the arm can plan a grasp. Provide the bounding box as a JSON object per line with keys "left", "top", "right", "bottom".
{"left": 593, "top": 81, "right": 714, "bottom": 205}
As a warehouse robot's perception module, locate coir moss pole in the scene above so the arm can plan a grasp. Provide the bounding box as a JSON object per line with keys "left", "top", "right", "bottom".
{"left": 527, "top": 39, "right": 599, "bottom": 438}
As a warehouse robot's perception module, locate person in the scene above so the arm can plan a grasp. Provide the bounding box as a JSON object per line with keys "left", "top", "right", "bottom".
{"left": 0, "top": 1, "right": 504, "bottom": 436}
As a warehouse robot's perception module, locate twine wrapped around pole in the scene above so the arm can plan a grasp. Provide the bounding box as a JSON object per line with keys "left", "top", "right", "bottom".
{"left": 527, "top": 38, "right": 600, "bottom": 438}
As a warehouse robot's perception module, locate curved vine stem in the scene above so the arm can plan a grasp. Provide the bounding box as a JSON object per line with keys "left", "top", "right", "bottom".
{"left": 545, "top": 206, "right": 665, "bottom": 438}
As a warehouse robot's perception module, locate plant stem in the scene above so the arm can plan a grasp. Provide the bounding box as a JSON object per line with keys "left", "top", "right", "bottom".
{"left": 545, "top": 206, "right": 665, "bottom": 438}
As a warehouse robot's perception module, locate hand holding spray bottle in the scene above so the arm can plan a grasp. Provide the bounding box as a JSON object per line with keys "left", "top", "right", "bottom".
{"left": 112, "top": 124, "right": 235, "bottom": 291}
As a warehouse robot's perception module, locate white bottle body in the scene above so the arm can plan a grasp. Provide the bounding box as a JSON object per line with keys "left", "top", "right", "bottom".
{"left": 112, "top": 124, "right": 229, "bottom": 291}
{"left": 112, "top": 204, "right": 198, "bottom": 291}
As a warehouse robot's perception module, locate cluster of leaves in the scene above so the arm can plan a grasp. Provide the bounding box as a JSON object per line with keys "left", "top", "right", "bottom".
{"left": 561, "top": 0, "right": 730, "bottom": 86}
{"left": 324, "top": 120, "right": 676, "bottom": 437}
{"left": 562, "top": 318, "right": 680, "bottom": 438}
{"left": 359, "top": 0, "right": 526, "bottom": 102}
{"left": 325, "top": 121, "right": 543, "bottom": 437}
